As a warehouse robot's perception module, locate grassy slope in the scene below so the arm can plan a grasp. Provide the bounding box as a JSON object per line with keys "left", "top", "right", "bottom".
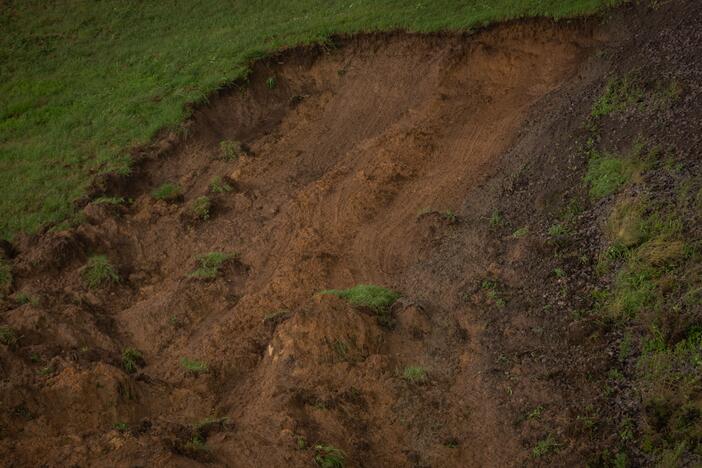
{"left": 0, "top": 0, "right": 622, "bottom": 240}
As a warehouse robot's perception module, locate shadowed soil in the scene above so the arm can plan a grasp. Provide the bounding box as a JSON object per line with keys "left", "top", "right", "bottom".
{"left": 2, "top": 4, "right": 700, "bottom": 466}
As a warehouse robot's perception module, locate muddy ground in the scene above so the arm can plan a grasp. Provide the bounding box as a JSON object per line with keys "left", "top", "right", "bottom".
{"left": 1, "top": 1, "right": 702, "bottom": 466}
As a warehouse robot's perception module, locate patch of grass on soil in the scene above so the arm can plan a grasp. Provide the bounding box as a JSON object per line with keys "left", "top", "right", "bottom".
{"left": 82, "top": 255, "right": 120, "bottom": 289}
{"left": 188, "top": 252, "right": 236, "bottom": 279}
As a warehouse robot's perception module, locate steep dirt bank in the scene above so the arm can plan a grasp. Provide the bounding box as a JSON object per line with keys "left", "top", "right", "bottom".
{"left": 1, "top": 3, "right": 701, "bottom": 466}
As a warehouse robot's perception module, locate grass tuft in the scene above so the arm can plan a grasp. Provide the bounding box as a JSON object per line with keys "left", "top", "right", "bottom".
{"left": 314, "top": 444, "right": 345, "bottom": 468}
{"left": 219, "top": 140, "right": 242, "bottom": 161}
{"left": 189, "top": 196, "right": 212, "bottom": 220}
{"left": 402, "top": 365, "right": 428, "bottom": 383}
{"left": 122, "top": 348, "right": 143, "bottom": 374}
{"left": 181, "top": 357, "right": 208, "bottom": 374}
{"left": 82, "top": 255, "right": 120, "bottom": 289}
{"left": 591, "top": 75, "right": 644, "bottom": 118}
{"left": 320, "top": 284, "right": 400, "bottom": 314}
{"left": 151, "top": 182, "right": 182, "bottom": 201}
{"left": 209, "top": 176, "right": 233, "bottom": 194}
{"left": 189, "top": 252, "right": 236, "bottom": 279}
{"left": 0, "top": 326, "right": 18, "bottom": 346}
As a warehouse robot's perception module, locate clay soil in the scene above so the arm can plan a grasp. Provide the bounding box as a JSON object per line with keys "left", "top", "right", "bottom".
{"left": 1, "top": 3, "right": 701, "bottom": 466}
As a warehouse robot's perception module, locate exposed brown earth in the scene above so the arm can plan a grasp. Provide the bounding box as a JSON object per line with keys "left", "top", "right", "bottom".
{"left": 1, "top": 3, "right": 702, "bottom": 466}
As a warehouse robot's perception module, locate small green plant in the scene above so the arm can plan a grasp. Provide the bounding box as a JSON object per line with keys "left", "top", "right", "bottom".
{"left": 320, "top": 284, "right": 400, "bottom": 314}
{"left": 189, "top": 196, "right": 211, "bottom": 220}
{"left": 296, "top": 435, "right": 307, "bottom": 449}
{"left": 512, "top": 227, "right": 529, "bottom": 238}
{"left": 489, "top": 210, "right": 504, "bottom": 227}
{"left": 548, "top": 223, "right": 568, "bottom": 237}
{"left": 209, "top": 176, "right": 233, "bottom": 194}
{"left": 151, "top": 182, "right": 182, "bottom": 201}
{"left": 189, "top": 252, "right": 236, "bottom": 279}
{"left": 527, "top": 405, "right": 544, "bottom": 420}
{"left": 0, "top": 326, "right": 18, "bottom": 346}
{"left": 585, "top": 144, "right": 652, "bottom": 200}
{"left": 113, "top": 422, "right": 129, "bottom": 432}
{"left": 219, "top": 140, "right": 242, "bottom": 160}
{"left": 314, "top": 444, "right": 345, "bottom": 468}
{"left": 266, "top": 76, "right": 277, "bottom": 89}
{"left": 181, "top": 357, "right": 208, "bottom": 374}
{"left": 122, "top": 348, "right": 143, "bottom": 374}
{"left": 82, "top": 255, "right": 120, "bottom": 289}
{"left": 591, "top": 75, "right": 644, "bottom": 118}
{"left": 481, "top": 279, "right": 506, "bottom": 308}
{"left": 532, "top": 434, "right": 559, "bottom": 458}
{"left": 402, "top": 365, "right": 427, "bottom": 383}
{"left": 553, "top": 268, "right": 566, "bottom": 278}
{"left": 14, "top": 292, "right": 38, "bottom": 305}
{"left": 442, "top": 210, "right": 457, "bottom": 223}
{"left": 0, "top": 259, "right": 12, "bottom": 296}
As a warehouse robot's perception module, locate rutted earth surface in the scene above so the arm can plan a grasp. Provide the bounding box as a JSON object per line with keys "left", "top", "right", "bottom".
{"left": 1, "top": 3, "right": 701, "bottom": 466}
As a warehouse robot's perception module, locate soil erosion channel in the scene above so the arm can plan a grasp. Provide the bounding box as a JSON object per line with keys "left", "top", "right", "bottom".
{"left": 2, "top": 21, "right": 601, "bottom": 466}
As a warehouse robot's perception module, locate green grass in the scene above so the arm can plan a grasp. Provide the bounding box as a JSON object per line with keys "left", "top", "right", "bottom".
{"left": 93, "top": 196, "right": 125, "bottom": 206}
{"left": 512, "top": 226, "right": 529, "bottom": 238}
{"left": 209, "top": 176, "right": 233, "bottom": 194}
{"left": 188, "top": 252, "right": 235, "bottom": 279}
{"left": 122, "top": 347, "right": 143, "bottom": 374}
{"left": 584, "top": 143, "right": 654, "bottom": 200}
{"left": 181, "top": 357, "right": 208, "bottom": 374}
{"left": 591, "top": 75, "right": 644, "bottom": 118}
{"left": 0, "top": 326, "right": 18, "bottom": 346}
{"left": 82, "top": 255, "right": 119, "bottom": 289}
{"left": 320, "top": 284, "right": 400, "bottom": 313}
{"left": 314, "top": 444, "right": 345, "bottom": 468}
{"left": 151, "top": 182, "right": 182, "bottom": 201}
{"left": 189, "top": 196, "right": 211, "bottom": 220}
{"left": 1, "top": 0, "right": 624, "bottom": 240}
{"left": 402, "top": 365, "right": 428, "bottom": 383}
{"left": 532, "top": 434, "right": 559, "bottom": 458}
{"left": 219, "top": 140, "right": 243, "bottom": 161}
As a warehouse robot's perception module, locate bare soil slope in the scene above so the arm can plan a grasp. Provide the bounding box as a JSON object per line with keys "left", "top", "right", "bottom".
{"left": 2, "top": 4, "right": 701, "bottom": 466}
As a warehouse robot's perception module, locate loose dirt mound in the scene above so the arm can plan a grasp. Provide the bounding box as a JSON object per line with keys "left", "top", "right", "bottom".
{"left": 7, "top": 10, "right": 691, "bottom": 465}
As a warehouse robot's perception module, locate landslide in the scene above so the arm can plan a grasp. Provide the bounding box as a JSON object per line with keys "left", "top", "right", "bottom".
{"left": 1, "top": 3, "right": 702, "bottom": 467}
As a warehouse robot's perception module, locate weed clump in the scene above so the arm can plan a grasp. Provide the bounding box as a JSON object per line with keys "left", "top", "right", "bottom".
{"left": 320, "top": 284, "right": 400, "bottom": 314}
{"left": 181, "top": 357, "right": 208, "bottom": 374}
{"left": 591, "top": 75, "right": 644, "bottom": 118}
{"left": 151, "top": 182, "right": 182, "bottom": 201}
{"left": 209, "top": 176, "right": 233, "bottom": 194}
{"left": 402, "top": 365, "right": 427, "bottom": 383}
{"left": 219, "top": 140, "right": 242, "bottom": 160}
{"left": 532, "top": 434, "right": 559, "bottom": 458}
{"left": 82, "top": 255, "right": 119, "bottom": 289}
{"left": 189, "top": 252, "right": 236, "bottom": 279}
{"left": 314, "top": 444, "right": 345, "bottom": 468}
{"left": 122, "top": 348, "right": 144, "bottom": 374}
{"left": 189, "top": 196, "right": 212, "bottom": 220}
{"left": 0, "top": 326, "right": 18, "bottom": 346}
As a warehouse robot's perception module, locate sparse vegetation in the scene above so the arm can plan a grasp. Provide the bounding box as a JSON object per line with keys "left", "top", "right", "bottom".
{"left": 82, "top": 255, "right": 120, "bottom": 289}
{"left": 512, "top": 226, "right": 529, "bottom": 238}
{"left": 188, "top": 252, "right": 236, "bottom": 279}
{"left": 314, "top": 444, "right": 345, "bottom": 468}
{"left": 209, "top": 176, "right": 233, "bottom": 194}
{"left": 402, "top": 365, "right": 428, "bottom": 383}
{"left": 442, "top": 210, "right": 457, "bottom": 223}
{"left": 122, "top": 348, "right": 143, "bottom": 374}
{"left": 181, "top": 357, "right": 208, "bottom": 374}
{"left": 532, "top": 434, "right": 559, "bottom": 458}
{"left": 0, "top": 326, "right": 18, "bottom": 346}
{"left": 584, "top": 142, "right": 655, "bottom": 200}
{"left": 266, "top": 76, "right": 277, "bottom": 89}
{"left": 219, "top": 140, "right": 242, "bottom": 160}
{"left": 113, "top": 422, "right": 129, "bottom": 432}
{"left": 548, "top": 223, "right": 568, "bottom": 237}
{"left": 481, "top": 279, "right": 506, "bottom": 308}
{"left": 151, "top": 182, "right": 182, "bottom": 201}
{"left": 489, "top": 209, "right": 504, "bottom": 227}
{"left": 320, "top": 284, "right": 400, "bottom": 314}
{"left": 189, "top": 196, "right": 212, "bottom": 220}
{"left": 591, "top": 75, "right": 644, "bottom": 118}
